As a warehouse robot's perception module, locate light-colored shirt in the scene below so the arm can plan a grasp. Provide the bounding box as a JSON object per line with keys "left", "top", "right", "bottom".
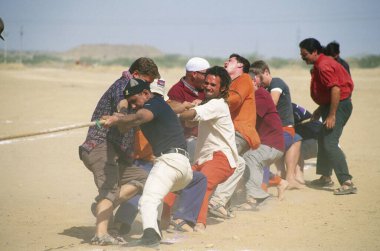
{"left": 192, "top": 98, "right": 239, "bottom": 168}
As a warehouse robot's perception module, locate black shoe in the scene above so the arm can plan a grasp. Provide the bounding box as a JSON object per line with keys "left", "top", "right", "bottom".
{"left": 138, "top": 228, "right": 161, "bottom": 247}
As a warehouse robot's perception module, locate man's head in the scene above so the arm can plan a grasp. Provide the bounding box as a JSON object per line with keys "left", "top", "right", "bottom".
{"left": 250, "top": 60, "right": 272, "bottom": 88}
{"left": 129, "top": 57, "right": 160, "bottom": 84}
{"left": 124, "top": 78, "right": 152, "bottom": 110}
{"left": 248, "top": 70, "right": 260, "bottom": 90}
{"left": 0, "top": 18, "right": 4, "bottom": 41}
{"left": 184, "top": 57, "right": 210, "bottom": 90}
{"left": 325, "top": 41, "right": 340, "bottom": 59}
{"left": 299, "top": 38, "right": 323, "bottom": 65}
{"left": 203, "top": 66, "right": 231, "bottom": 101}
{"left": 224, "top": 53, "right": 250, "bottom": 78}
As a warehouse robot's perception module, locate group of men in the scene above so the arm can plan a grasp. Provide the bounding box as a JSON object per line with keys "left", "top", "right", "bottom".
{"left": 79, "top": 37, "right": 356, "bottom": 247}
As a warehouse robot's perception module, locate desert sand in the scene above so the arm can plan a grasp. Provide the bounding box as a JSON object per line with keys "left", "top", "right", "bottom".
{"left": 0, "top": 64, "right": 379, "bottom": 251}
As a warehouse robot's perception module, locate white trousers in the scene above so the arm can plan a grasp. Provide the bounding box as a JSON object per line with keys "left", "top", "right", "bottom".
{"left": 138, "top": 153, "right": 192, "bottom": 237}
{"left": 211, "top": 156, "right": 245, "bottom": 205}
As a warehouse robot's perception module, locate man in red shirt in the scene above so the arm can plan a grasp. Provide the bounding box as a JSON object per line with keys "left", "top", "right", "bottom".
{"left": 167, "top": 57, "right": 210, "bottom": 164}
{"left": 299, "top": 38, "right": 356, "bottom": 195}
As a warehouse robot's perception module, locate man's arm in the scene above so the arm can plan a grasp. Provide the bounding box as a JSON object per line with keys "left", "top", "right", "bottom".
{"left": 179, "top": 109, "right": 197, "bottom": 121}
{"left": 325, "top": 86, "right": 340, "bottom": 129}
{"left": 270, "top": 91, "right": 281, "bottom": 106}
{"left": 167, "top": 100, "right": 195, "bottom": 114}
{"left": 103, "top": 108, "right": 154, "bottom": 133}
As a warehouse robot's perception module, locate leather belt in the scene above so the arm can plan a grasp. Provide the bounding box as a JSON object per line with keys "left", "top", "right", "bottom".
{"left": 160, "top": 148, "right": 189, "bottom": 159}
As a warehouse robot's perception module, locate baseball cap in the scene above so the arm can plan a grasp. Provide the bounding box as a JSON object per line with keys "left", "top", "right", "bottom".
{"left": 185, "top": 57, "right": 210, "bottom": 72}
{"left": 0, "top": 18, "right": 5, "bottom": 40}
{"left": 150, "top": 78, "right": 166, "bottom": 96}
{"left": 124, "top": 78, "right": 150, "bottom": 99}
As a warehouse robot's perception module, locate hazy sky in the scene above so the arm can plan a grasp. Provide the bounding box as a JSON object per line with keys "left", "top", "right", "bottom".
{"left": 1, "top": 0, "right": 380, "bottom": 59}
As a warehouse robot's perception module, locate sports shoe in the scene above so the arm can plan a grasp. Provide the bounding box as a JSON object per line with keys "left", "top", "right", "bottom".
{"left": 90, "top": 233, "right": 126, "bottom": 246}
{"left": 127, "top": 228, "right": 161, "bottom": 248}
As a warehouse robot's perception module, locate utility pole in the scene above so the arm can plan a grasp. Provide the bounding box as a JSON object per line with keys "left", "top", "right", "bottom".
{"left": 19, "top": 26, "right": 23, "bottom": 64}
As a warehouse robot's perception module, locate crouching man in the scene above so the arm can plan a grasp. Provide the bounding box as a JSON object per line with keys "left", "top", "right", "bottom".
{"left": 103, "top": 78, "right": 198, "bottom": 247}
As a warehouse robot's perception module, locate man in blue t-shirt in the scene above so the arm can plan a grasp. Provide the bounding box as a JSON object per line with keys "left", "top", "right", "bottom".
{"left": 103, "top": 78, "right": 206, "bottom": 248}
{"left": 251, "top": 60, "right": 303, "bottom": 189}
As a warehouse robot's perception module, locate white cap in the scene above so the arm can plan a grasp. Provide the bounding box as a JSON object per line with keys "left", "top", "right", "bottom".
{"left": 185, "top": 57, "right": 210, "bottom": 72}
{"left": 150, "top": 78, "right": 165, "bottom": 96}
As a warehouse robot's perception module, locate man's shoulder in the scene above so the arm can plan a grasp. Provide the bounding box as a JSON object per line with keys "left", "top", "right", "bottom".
{"left": 270, "top": 77, "right": 288, "bottom": 90}
{"left": 256, "top": 87, "right": 270, "bottom": 98}
{"left": 231, "top": 73, "right": 253, "bottom": 91}
{"left": 167, "top": 79, "right": 185, "bottom": 95}
{"left": 168, "top": 79, "right": 185, "bottom": 90}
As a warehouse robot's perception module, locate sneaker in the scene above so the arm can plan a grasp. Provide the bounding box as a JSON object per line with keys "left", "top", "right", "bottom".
{"left": 90, "top": 233, "right": 126, "bottom": 246}
{"left": 127, "top": 228, "right": 161, "bottom": 248}
{"left": 141, "top": 228, "right": 161, "bottom": 246}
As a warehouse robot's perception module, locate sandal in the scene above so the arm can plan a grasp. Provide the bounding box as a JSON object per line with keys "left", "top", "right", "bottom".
{"left": 90, "top": 233, "right": 126, "bottom": 246}
{"left": 167, "top": 219, "right": 193, "bottom": 232}
{"left": 334, "top": 182, "right": 357, "bottom": 195}
{"left": 208, "top": 202, "right": 235, "bottom": 219}
{"left": 232, "top": 201, "right": 258, "bottom": 212}
{"left": 310, "top": 176, "right": 334, "bottom": 187}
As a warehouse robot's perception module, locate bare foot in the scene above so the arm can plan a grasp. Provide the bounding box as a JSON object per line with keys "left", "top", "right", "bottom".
{"left": 295, "top": 176, "right": 305, "bottom": 185}
{"left": 194, "top": 223, "right": 206, "bottom": 233}
{"left": 277, "top": 179, "right": 289, "bottom": 200}
{"left": 286, "top": 180, "right": 305, "bottom": 190}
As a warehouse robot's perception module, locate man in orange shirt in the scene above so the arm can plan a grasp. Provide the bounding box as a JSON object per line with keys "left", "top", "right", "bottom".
{"left": 209, "top": 54, "right": 261, "bottom": 218}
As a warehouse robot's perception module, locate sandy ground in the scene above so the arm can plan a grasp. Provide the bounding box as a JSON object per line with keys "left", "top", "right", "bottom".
{"left": 0, "top": 64, "right": 379, "bottom": 251}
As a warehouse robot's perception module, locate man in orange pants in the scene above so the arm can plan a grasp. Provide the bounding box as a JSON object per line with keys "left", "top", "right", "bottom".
{"left": 179, "top": 66, "right": 244, "bottom": 232}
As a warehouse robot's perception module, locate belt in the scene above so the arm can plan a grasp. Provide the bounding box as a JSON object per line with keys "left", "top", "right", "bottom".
{"left": 160, "top": 148, "right": 189, "bottom": 159}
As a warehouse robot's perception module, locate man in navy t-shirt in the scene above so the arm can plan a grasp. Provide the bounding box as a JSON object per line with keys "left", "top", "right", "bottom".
{"left": 103, "top": 78, "right": 205, "bottom": 247}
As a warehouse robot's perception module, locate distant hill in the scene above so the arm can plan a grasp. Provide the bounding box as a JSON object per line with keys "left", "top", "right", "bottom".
{"left": 60, "top": 44, "right": 164, "bottom": 60}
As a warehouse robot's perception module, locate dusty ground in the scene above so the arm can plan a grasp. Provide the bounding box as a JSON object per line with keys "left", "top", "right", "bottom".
{"left": 0, "top": 64, "right": 379, "bottom": 251}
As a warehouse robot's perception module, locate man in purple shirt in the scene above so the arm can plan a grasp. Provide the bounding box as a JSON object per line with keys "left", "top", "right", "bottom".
{"left": 79, "top": 58, "right": 160, "bottom": 245}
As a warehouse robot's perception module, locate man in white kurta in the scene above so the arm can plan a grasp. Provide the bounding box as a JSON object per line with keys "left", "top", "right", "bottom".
{"left": 179, "top": 66, "right": 245, "bottom": 232}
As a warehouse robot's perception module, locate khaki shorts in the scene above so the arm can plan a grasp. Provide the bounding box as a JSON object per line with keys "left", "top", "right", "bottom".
{"left": 80, "top": 142, "right": 148, "bottom": 203}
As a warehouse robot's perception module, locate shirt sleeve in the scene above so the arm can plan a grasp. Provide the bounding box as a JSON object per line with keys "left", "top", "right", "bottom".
{"left": 193, "top": 99, "right": 225, "bottom": 121}
{"left": 318, "top": 64, "right": 340, "bottom": 89}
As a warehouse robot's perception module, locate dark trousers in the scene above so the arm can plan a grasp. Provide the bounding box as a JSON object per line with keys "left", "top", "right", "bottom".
{"left": 316, "top": 98, "right": 353, "bottom": 185}
{"left": 172, "top": 171, "right": 207, "bottom": 225}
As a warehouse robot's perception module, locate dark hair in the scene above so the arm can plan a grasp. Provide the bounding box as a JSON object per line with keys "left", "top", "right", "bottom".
{"left": 299, "top": 38, "right": 323, "bottom": 54}
{"left": 230, "top": 53, "right": 250, "bottom": 73}
{"left": 250, "top": 60, "right": 270, "bottom": 75}
{"left": 205, "top": 66, "right": 231, "bottom": 101}
{"left": 129, "top": 57, "right": 160, "bottom": 79}
{"left": 124, "top": 78, "right": 150, "bottom": 99}
{"left": 325, "top": 41, "right": 340, "bottom": 57}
